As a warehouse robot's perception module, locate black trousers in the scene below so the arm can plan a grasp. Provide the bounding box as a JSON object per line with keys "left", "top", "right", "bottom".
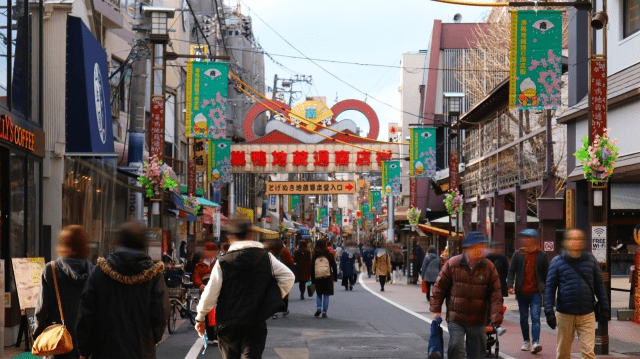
{"left": 217, "top": 321, "right": 268, "bottom": 359}
{"left": 378, "top": 275, "right": 387, "bottom": 291}
{"left": 425, "top": 281, "right": 434, "bottom": 300}
{"left": 299, "top": 281, "right": 306, "bottom": 297}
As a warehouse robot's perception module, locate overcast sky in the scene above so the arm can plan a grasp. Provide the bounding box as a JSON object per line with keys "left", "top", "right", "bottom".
{"left": 234, "top": 0, "right": 488, "bottom": 140}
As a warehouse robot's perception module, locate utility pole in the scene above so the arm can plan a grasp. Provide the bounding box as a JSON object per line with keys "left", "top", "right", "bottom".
{"left": 128, "top": 2, "right": 149, "bottom": 222}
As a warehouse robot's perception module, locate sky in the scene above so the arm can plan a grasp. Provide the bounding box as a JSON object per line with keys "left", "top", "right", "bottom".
{"left": 233, "top": 0, "right": 489, "bottom": 140}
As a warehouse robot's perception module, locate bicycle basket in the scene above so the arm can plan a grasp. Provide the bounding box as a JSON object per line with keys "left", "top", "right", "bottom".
{"left": 167, "top": 286, "right": 182, "bottom": 298}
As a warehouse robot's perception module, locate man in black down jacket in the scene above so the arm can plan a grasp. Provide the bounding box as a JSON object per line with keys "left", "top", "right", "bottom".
{"left": 195, "top": 218, "right": 295, "bottom": 359}
{"left": 544, "top": 229, "right": 609, "bottom": 359}
{"left": 76, "top": 221, "right": 170, "bottom": 359}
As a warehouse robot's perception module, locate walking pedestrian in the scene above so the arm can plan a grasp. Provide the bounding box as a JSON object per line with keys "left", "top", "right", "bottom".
{"left": 390, "top": 247, "right": 404, "bottom": 284}
{"left": 34, "top": 225, "right": 94, "bottom": 359}
{"left": 506, "top": 228, "right": 549, "bottom": 353}
{"left": 362, "top": 244, "right": 375, "bottom": 278}
{"left": 294, "top": 239, "right": 312, "bottom": 300}
{"left": 76, "top": 221, "right": 170, "bottom": 359}
{"left": 372, "top": 248, "right": 392, "bottom": 291}
{"left": 195, "top": 218, "right": 295, "bottom": 359}
{"left": 193, "top": 241, "right": 219, "bottom": 344}
{"left": 486, "top": 242, "right": 509, "bottom": 298}
{"left": 340, "top": 243, "right": 358, "bottom": 291}
{"left": 311, "top": 239, "right": 338, "bottom": 318}
{"left": 268, "top": 238, "right": 294, "bottom": 318}
{"left": 179, "top": 240, "right": 188, "bottom": 263}
{"left": 544, "top": 229, "right": 609, "bottom": 359}
{"left": 416, "top": 245, "right": 425, "bottom": 276}
{"left": 421, "top": 245, "right": 440, "bottom": 301}
{"left": 430, "top": 231, "right": 504, "bottom": 359}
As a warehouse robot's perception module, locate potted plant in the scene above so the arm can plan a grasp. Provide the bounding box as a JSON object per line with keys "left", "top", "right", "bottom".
{"left": 183, "top": 195, "right": 201, "bottom": 215}
{"left": 444, "top": 189, "right": 464, "bottom": 215}
{"left": 137, "top": 156, "right": 179, "bottom": 198}
{"left": 573, "top": 128, "right": 619, "bottom": 186}
{"left": 407, "top": 206, "right": 421, "bottom": 231}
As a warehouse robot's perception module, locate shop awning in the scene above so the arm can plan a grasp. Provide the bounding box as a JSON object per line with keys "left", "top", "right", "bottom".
{"left": 182, "top": 195, "right": 220, "bottom": 207}
{"left": 430, "top": 208, "right": 538, "bottom": 224}
{"left": 251, "top": 226, "right": 280, "bottom": 239}
{"left": 168, "top": 209, "right": 197, "bottom": 222}
{"left": 418, "top": 224, "right": 462, "bottom": 237}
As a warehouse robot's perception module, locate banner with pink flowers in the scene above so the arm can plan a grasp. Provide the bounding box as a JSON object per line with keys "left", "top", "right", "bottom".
{"left": 186, "top": 61, "right": 228, "bottom": 139}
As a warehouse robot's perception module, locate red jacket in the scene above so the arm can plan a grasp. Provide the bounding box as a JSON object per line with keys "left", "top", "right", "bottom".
{"left": 273, "top": 247, "right": 294, "bottom": 267}
{"left": 193, "top": 257, "right": 216, "bottom": 289}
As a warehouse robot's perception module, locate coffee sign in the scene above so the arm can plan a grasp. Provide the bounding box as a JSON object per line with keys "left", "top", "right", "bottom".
{"left": 0, "top": 115, "right": 36, "bottom": 152}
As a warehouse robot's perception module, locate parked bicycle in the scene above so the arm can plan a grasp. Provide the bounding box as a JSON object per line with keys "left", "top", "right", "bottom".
{"left": 165, "top": 269, "right": 199, "bottom": 333}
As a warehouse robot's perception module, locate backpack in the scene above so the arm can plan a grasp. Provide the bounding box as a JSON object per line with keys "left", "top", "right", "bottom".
{"left": 315, "top": 256, "right": 331, "bottom": 279}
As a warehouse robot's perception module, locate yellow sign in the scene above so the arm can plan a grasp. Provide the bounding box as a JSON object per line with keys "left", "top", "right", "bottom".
{"left": 237, "top": 207, "right": 254, "bottom": 223}
{"left": 289, "top": 100, "right": 333, "bottom": 132}
{"left": 266, "top": 181, "right": 356, "bottom": 195}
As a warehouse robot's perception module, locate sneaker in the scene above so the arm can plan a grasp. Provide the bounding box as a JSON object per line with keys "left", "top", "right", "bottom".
{"left": 349, "top": 285, "right": 353, "bottom": 291}
{"left": 322, "top": 313, "right": 327, "bottom": 318}
{"left": 521, "top": 342, "right": 531, "bottom": 351}
{"left": 272, "top": 314, "right": 277, "bottom": 319}
{"left": 300, "top": 294, "right": 304, "bottom": 300}
{"left": 282, "top": 310, "right": 290, "bottom": 317}
{"left": 212, "top": 339, "right": 218, "bottom": 346}
{"left": 496, "top": 327, "right": 507, "bottom": 336}
{"left": 531, "top": 342, "right": 542, "bottom": 354}
{"left": 381, "top": 288, "right": 384, "bottom": 292}
{"left": 314, "top": 309, "right": 321, "bottom": 317}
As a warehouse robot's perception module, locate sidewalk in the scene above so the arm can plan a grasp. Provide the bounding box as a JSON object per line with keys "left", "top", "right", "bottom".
{"left": 359, "top": 274, "right": 640, "bottom": 358}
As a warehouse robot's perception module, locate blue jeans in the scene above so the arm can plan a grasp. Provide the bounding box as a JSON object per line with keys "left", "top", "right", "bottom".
{"left": 447, "top": 322, "right": 486, "bottom": 359}
{"left": 516, "top": 293, "right": 542, "bottom": 343}
{"left": 316, "top": 294, "right": 330, "bottom": 314}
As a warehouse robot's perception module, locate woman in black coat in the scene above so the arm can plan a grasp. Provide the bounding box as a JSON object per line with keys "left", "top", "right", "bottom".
{"left": 310, "top": 239, "right": 338, "bottom": 318}
{"left": 486, "top": 242, "right": 510, "bottom": 297}
{"left": 34, "top": 225, "right": 95, "bottom": 359}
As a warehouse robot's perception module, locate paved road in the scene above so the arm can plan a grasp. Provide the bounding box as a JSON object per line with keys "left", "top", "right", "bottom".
{"left": 157, "top": 275, "right": 437, "bottom": 359}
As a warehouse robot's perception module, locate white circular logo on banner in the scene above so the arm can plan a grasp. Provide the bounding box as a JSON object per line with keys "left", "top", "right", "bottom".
{"left": 93, "top": 63, "right": 107, "bottom": 144}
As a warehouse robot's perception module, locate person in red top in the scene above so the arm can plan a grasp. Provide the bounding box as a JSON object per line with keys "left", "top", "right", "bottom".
{"left": 506, "top": 229, "right": 549, "bottom": 354}
{"left": 192, "top": 241, "right": 218, "bottom": 344}
{"left": 267, "top": 238, "right": 294, "bottom": 318}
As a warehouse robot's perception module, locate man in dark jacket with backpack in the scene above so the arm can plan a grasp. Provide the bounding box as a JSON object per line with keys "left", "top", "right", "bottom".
{"left": 506, "top": 228, "right": 549, "bottom": 353}
{"left": 195, "top": 218, "right": 295, "bottom": 358}
{"left": 77, "top": 221, "right": 170, "bottom": 359}
{"left": 545, "top": 229, "right": 609, "bottom": 359}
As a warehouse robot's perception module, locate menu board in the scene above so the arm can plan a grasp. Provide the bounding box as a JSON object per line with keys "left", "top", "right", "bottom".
{"left": 11, "top": 258, "right": 45, "bottom": 310}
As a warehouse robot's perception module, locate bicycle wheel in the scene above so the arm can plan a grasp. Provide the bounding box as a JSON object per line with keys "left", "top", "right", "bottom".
{"left": 168, "top": 304, "right": 178, "bottom": 333}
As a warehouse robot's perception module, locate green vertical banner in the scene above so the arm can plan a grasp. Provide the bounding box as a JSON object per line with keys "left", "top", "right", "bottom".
{"left": 209, "top": 140, "right": 231, "bottom": 183}
{"left": 317, "top": 207, "right": 327, "bottom": 224}
{"left": 186, "top": 61, "right": 228, "bottom": 139}
{"left": 369, "top": 190, "right": 382, "bottom": 214}
{"left": 382, "top": 160, "right": 401, "bottom": 196}
{"left": 288, "top": 195, "right": 300, "bottom": 216}
{"left": 361, "top": 203, "right": 370, "bottom": 215}
{"left": 335, "top": 213, "right": 342, "bottom": 226}
{"left": 410, "top": 127, "right": 437, "bottom": 178}
{"left": 509, "top": 10, "right": 563, "bottom": 110}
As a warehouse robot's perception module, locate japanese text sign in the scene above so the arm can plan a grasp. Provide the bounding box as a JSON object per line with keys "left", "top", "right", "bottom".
{"left": 450, "top": 150, "right": 459, "bottom": 190}
{"left": 410, "top": 127, "right": 436, "bottom": 178}
{"left": 267, "top": 181, "right": 356, "bottom": 195}
{"left": 209, "top": 140, "right": 231, "bottom": 185}
{"left": 186, "top": 62, "right": 228, "bottom": 139}
{"left": 188, "top": 162, "right": 196, "bottom": 197}
{"left": 288, "top": 194, "right": 301, "bottom": 215}
{"left": 12, "top": 258, "right": 45, "bottom": 310}
{"left": 509, "top": 10, "right": 563, "bottom": 110}
{"left": 369, "top": 190, "right": 382, "bottom": 213}
{"left": 590, "top": 58, "right": 607, "bottom": 140}
{"left": 236, "top": 207, "right": 254, "bottom": 223}
{"left": 382, "top": 160, "right": 401, "bottom": 196}
{"left": 193, "top": 139, "right": 207, "bottom": 172}
{"left": 150, "top": 99, "right": 164, "bottom": 159}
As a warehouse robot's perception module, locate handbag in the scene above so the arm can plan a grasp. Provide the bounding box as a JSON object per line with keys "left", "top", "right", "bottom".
{"left": 428, "top": 316, "right": 444, "bottom": 359}
{"left": 32, "top": 262, "right": 74, "bottom": 356}
{"left": 565, "top": 258, "right": 600, "bottom": 319}
{"left": 422, "top": 280, "right": 427, "bottom": 294}
{"left": 307, "top": 282, "right": 316, "bottom": 297}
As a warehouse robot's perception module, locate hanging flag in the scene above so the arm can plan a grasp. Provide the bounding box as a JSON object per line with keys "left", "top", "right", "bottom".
{"left": 509, "top": 10, "right": 563, "bottom": 110}
{"left": 209, "top": 139, "right": 231, "bottom": 204}
{"left": 317, "top": 207, "right": 327, "bottom": 224}
{"left": 361, "top": 202, "right": 370, "bottom": 215}
{"left": 382, "top": 160, "right": 401, "bottom": 196}
{"left": 288, "top": 195, "right": 301, "bottom": 216}
{"left": 410, "top": 127, "right": 436, "bottom": 178}
{"left": 335, "top": 212, "right": 342, "bottom": 226}
{"left": 186, "top": 61, "right": 228, "bottom": 139}
{"left": 369, "top": 190, "right": 382, "bottom": 214}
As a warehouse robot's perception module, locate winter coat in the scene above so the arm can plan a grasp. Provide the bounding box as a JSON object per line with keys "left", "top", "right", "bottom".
{"left": 76, "top": 248, "right": 170, "bottom": 359}
{"left": 362, "top": 249, "right": 375, "bottom": 266}
{"left": 430, "top": 253, "right": 504, "bottom": 327}
{"left": 33, "top": 258, "right": 94, "bottom": 359}
{"left": 193, "top": 257, "right": 217, "bottom": 289}
{"left": 390, "top": 251, "right": 404, "bottom": 265}
{"left": 274, "top": 247, "right": 294, "bottom": 268}
{"left": 416, "top": 246, "right": 426, "bottom": 274}
{"left": 506, "top": 249, "right": 548, "bottom": 296}
{"left": 544, "top": 251, "right": 609, "bottom": 316}
{"left": 486, "top": 253, "right": 510, "bottom": 297}
{"left": 294, "top": 248, "right": 312, "bottom": 282}
{"left": 421, "top": 253, "right": 441, "bottom": 282}
{"left": 372, "top": 253, "right": 392, "bottom": 277}
{"left": 340, "top": 250, "right": 357, "bottom": 277}
{"left": 311, "top": 252, "right": 338, "bottom": 296}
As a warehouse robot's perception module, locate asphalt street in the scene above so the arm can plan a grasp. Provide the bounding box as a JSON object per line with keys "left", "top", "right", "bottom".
{"left": 156, "top": 275, "right": 438, "bottom": 359}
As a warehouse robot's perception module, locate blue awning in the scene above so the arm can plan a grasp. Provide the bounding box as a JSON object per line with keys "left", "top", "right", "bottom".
{"left": 172, "top": 192, "right": 185, "bottom": 210}
{"left": 168, "top": 209, "right": 197, "bottom": 221}
{"left": 182, "top": 195, "right": 220, "bottom": 207}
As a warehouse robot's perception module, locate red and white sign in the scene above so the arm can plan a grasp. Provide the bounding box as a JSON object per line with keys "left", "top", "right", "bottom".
{"left": 590, "top": 58, "right": 607, "bottom": 141}
{"left": 388, "top": 122, "right": 399, "bottom": 140}
{"left": 150, "top": 99, "right": 165, "bottom": 159}
{"left": 450, "top": 150, "right": 459, "bottom": 191}
{"left": 187, "top": 162, "right": 196, "bottom": 197}
{"left": 543, "top": 241, "right": 554, "bottom": 252}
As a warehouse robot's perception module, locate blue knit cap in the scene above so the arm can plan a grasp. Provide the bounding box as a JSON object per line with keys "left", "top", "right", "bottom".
{"left": 462, "top": 231, "right": 488, "bottom": 248}
{"left": 519, "top": 228, "right": 539, "bottom": 238}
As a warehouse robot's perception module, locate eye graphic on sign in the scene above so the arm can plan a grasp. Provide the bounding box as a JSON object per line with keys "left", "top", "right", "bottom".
{"left": 204, "top": 68, "right": 222, "bottom": 80}
{"left": 532, "top": 19, "right": 554, "bottom": 34}
{"left": 420, "top": 131, "right": 432, "bottom": 139}
{"left": 216, "top": 142, "right": 228, "bottom": 149}
{"left": 93, "top": 63, "right": 107, "bottom": 144}
{"left": 389, "top": 163, "right": 398, "bottom": 169}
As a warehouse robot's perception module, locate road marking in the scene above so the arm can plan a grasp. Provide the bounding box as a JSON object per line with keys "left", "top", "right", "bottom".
{"left": 274, "top": 348, "right": 310, "bottom": 359}
{"left": 184, "top": 337, "right": 203, "bottom": 359}
{"left": 358, "top": 273, "right": 516, "bottom": 359}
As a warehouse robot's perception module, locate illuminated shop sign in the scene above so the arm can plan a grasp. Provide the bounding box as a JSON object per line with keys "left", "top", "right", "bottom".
{"left": 0, "top": 114, "right": 36, "bottom": 152}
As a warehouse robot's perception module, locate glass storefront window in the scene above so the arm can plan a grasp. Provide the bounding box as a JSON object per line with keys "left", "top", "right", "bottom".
{"left": 9, "top": 151, "right": 24, "bottom": 258}
{"left": 27, "top": 158, "right": 39, "bottom": 256}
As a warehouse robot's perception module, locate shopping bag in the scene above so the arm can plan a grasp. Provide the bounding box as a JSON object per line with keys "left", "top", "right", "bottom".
{"left": 422, "top": 280, "right": 427, "bottom": 293}
{"left": 428, "top": 316, "right": 444, "bottom": 359}
{"left": 307, "top": 282, "right": 316, "bottom": 297}
{"left": 207, "top": 308, "right": 216, "bottom": 326}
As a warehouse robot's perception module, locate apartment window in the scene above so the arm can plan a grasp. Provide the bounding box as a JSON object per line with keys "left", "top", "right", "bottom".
{"left": 625, "top": 0, "right": 640, "bottom": 37}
